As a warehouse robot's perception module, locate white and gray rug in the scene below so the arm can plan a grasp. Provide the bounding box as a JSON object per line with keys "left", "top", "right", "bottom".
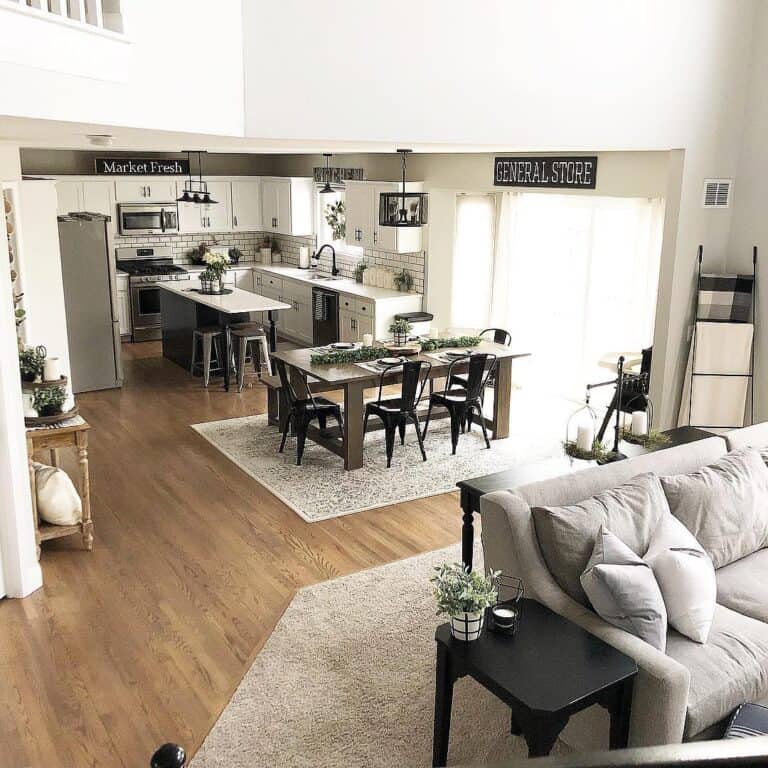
{"left": 190, "top": 544, "right": 574, "bottom": 768}
{"left": 191, "top": 412, "right": 561, "bottom": 522}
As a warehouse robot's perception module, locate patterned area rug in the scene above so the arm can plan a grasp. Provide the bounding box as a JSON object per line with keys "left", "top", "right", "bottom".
{"left": 189, "top": 543, "right": 575, "bottom": 767}
{"left": 191, "top": 413, "right": 560, "bottom": 522}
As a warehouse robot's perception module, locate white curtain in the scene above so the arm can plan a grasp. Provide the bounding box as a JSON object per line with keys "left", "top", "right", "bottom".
{"left": 471, "top": 191, "right": 663, "bottom": 401}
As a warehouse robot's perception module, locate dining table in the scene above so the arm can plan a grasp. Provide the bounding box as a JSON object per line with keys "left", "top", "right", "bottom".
{"left": 270, "top": 341, "right": 531, "bottom": 470}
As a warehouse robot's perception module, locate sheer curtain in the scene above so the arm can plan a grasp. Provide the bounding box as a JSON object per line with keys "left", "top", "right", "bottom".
{"left": 481, "top": 191, "right": 664, "bottom": 400}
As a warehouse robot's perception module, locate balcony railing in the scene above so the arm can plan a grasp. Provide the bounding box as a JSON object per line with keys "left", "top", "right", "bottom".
{"left": 1, "top": 0, "right": 125, "bottom": 35}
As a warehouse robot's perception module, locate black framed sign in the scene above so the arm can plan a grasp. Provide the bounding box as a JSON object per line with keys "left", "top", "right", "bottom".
{"left": 313, "top": 166, "right": 365, "bottom": 184}
{"left": 493, "top": 156, "right": 598, "bottom": 190}
{"left": 95, "top": 157, "right": 190, "bottom": 175}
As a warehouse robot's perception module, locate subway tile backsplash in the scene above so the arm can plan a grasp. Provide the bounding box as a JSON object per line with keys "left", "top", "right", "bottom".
{"left": 114, "top": 230, "right": 426, "bottom": 294}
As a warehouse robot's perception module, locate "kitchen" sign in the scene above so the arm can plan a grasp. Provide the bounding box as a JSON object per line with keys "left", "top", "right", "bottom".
{"left": 95, "top": 157, "right": 190, "bottom": 175}
{"left": 493, "top": 156, "right": 598, "bottom": 189}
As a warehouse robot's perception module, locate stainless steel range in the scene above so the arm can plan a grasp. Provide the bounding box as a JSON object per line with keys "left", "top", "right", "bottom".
{"left": 115, "top": 246, "right": 190, "bottom": 341}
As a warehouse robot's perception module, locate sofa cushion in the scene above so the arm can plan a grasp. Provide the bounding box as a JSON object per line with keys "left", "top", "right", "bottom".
{"left": 660, "top": 448, "right": 768, "bottom": 569}
{"left": 724, "top": 422, "right": 768, "bottom": 452}
{"left": 667, "top": 604, "right": 768, "bottom": 739}
{"left": 716, "top": 548, "right": 768, "bottom": 622}
{"left": 580, "top": 527, "right": 667, "bottom": 651}
{"left": 532, "top": 473, "right": 669, "bottom": 605}
{"left": 645, "top": 515, "right": 716, "bottom": 644}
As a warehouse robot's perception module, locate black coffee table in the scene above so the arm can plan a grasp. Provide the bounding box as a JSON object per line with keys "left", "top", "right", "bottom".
{"left": 432, "top": 599, "right": 637, "bottom": 766}
{"left": 456, "top": 426, "right": 712, "bottom": 568}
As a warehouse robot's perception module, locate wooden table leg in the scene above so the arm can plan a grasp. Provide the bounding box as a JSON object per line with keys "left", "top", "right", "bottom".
{"left": 515, "top": 708, "right": 570, "bottom": 758}
{"left": 76, "top": 430, "right": 93, "bottom": 551}
{"left": 432, "top": 643, "right": 455, "bottom": 768}
{"left": 343, "top": 380, "right": 365, "bottom": 470}
{"left": 460, "top": 487, "right": 475, "bottom": 571}
{"left": 491, "top": 357, "right": 512, "bottom": 439}
{"left": 27, "top": 437, "right": 41, "bottom": 560}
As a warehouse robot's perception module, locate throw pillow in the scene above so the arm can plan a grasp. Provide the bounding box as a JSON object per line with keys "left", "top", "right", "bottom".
{"left": 645, "top": 515, "right": 716, "bottom": 643}
{"left": 532, "top": 473, "right": 670, "bottom": 606}
{"left": 660, "top": 448, "right": 768, "bottom": 568}
{"left": 33, "top": 462, "right": 82, "bottom": 526}
{"left": 580, "top": 526, "right": 668, "bottom": 651}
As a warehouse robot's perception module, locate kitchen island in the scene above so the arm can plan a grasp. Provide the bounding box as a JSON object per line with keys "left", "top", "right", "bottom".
{"left": 159, "top": 281, "right": 291, "bottom": 390}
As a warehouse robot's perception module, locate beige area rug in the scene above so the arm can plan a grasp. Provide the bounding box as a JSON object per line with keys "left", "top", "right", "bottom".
{"left": 191, "top": 389, "right": 571, "bottom": 522}
{"left": 191, "top": 544, "right": 573, "bottom": 767}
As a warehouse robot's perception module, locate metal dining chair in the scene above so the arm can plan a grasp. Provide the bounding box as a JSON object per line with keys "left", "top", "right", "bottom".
{"left": 363, "top": 359, "right": 432, "bottom": 468}
{"left": 424, "top": 353, "right": 497, "bottom": 454}
{"left": 449, "top": 328, "right": 511, "bottom": 391}
{"left": 274, "top": 358, "right": 344, "bottom": 466}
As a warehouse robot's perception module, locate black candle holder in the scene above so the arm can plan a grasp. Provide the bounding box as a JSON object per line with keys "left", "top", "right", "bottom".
{"left": 487, "top": 575, "right": 524, "bottom": 636}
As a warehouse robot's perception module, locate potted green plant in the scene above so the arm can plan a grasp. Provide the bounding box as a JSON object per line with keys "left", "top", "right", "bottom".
{"left": 19, "top": 345, "right": 45, "bottom": 382}
{"left": 393, "top": 269, "right": 413, "bottom": 293}
{"left": 199, "top": 267, "right": 219, "bottom": 294}
{"left": 431, "top": 563, "right": 500, "bottom": 641}
{"left": 32, "top": 384, "right": 67, "bottom": 417}
{"left": 389, "top": 318, "right": 413, "bottom": 345}
{"left": 353, "top": 260, "right": 367, "bottom": 283}
{"left": 324, "top": 199, "right": 346, "bottom": 242}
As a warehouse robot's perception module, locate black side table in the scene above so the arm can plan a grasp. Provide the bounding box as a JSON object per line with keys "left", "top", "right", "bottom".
{"left": 432, "top": 599, "right": 637, "bottom": 766}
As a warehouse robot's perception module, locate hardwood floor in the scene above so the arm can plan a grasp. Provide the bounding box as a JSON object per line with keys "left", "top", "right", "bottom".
{"left": 1, "top": 343, "right": 462, "bottom": 768}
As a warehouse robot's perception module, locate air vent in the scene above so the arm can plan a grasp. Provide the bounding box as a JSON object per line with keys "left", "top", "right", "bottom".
{"left": 702, "top": 179, "right": 732, "bottom": 208}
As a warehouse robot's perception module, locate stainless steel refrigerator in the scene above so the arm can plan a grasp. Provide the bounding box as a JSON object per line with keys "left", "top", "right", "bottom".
{"left": 57, "top": 213, "right": 123, "bottom": 392}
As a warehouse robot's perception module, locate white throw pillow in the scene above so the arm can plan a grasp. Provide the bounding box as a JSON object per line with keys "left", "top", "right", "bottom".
{"left": 580, "top": 526, "right": 668, "bottom": 652}
{"left": 33, "top": 462, "right": 82, "bottom": 526}
{"left": 645, "top": 515, "right": 716, "bottom": 644}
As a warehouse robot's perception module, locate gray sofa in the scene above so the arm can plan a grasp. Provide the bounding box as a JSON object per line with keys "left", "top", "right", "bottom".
{"left": 480, "top": 422, "right": 768, "bottom": 751}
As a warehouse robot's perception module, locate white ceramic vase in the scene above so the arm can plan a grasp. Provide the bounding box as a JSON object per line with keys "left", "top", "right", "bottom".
{"left": 450, "top": 610, "right": 485, "bottom": 642}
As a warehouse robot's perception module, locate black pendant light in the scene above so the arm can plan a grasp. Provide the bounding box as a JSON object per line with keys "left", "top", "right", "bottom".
{"left": 176, "top": 150, "right": 218, "bottom": 205}
{"left": 319, "top": 153, "right": 335, "bottom": 194}
{"left": 379, "top": 148, "right": 428, "bottom": 227}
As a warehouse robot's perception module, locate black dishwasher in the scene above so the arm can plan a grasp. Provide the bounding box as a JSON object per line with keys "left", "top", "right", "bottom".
{"left": 312, "top": 288, "right": 339, "bottom": 346}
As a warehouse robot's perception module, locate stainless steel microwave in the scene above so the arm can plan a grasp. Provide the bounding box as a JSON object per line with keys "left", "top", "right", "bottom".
{"left": 117, "top": 202, "right": 179, "bottom": 235}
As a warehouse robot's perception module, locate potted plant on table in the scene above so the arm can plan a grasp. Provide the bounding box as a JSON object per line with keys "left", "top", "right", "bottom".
{"left": 19, "top": 345, "right": 46, "bottom": 382}
{"left": 353, "top": 260, "right": 367, "bottom": 283}
{"left": 431, "top": 563, "right": 500, "bottom": 641}
{"left": 201, "top": 249, "right": 231, "bottom": 293}
{"left": 389, "top": 318, "right": 413, "bottom": 346}
{"left": 393, "top": 268, "right": 413, "bottom": 293}
{"left": 32, "top": 384, "right": 67, "bottom": 417}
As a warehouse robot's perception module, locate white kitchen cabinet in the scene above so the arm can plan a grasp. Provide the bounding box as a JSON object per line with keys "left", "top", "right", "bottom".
{"left": 56, "top": 181, "right": 82, "bottom": 215}
{"left": 234, "top": 268, "right": 254, "bottom": 291}
{"left": 82, "top": 180, "right": 115, "bottom": 218}
{"left": 231, "top": 180, "right": 262, "bottom": 231}
{"left": 261, "top": 177, "right": 314, "bottom": 236}
{"left": 344, "top": 180, "right": 423, "bottom": 254}
{"left": 339, "top": 308, "right": 358, "bottom": 344}
{"left": 356, "top": 314, "right": 374, "bottom": 340}
{"left": 116, "top": 274, "right": 131, "bottom": 338}
{"left": 115, "top": 179, "right": 178, "bottom": 202}
{"left": 177, "top": 181, "right": 232, "bottom": 233}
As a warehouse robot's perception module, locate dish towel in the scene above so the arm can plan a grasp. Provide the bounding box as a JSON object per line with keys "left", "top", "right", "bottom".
{"left": 313, "top": 292, "right": 328, "bottom": 322}
{"left": 678, "top": 321, "right": 753, "bottom": 428}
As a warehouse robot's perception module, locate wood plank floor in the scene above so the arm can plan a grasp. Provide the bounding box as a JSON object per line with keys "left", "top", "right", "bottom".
{"left": 1, "top": 343, "right": 463, "bottom": 768}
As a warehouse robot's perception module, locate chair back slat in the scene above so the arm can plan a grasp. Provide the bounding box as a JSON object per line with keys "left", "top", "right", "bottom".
{"left": 401, "top": 360, "right": 431, "bottom": 410}
{"left": 481, "top": 327, "right": 512, "bottom": 346}
{"left": 464, "top": 353, "right": 497, "bottom": 400}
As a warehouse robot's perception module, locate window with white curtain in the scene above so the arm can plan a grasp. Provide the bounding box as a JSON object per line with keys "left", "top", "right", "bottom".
{"left": 450, "top": 194, "right": 496, "bottom": 329}
{"left": 452, "top": 191, "right": 664, "bottom": 401}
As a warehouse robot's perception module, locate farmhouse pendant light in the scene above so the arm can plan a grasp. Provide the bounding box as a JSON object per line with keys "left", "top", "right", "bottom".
{"left": 379, "top": 148, "right": 428, "bottom": 227}
{"left": 319, "top": 153, "right": 335, "bottom": 194}
{"left": 176, "top": 151, "right": 218, "bottom": 205}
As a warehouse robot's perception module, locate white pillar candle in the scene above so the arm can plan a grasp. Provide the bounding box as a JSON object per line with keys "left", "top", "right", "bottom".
{"left": 429, "top": 326, "right": 439, "bottom": 340}
{"left": 631, "top": 410, "right": 648, "bottom": 436}
{"left": 576, "top": 424, "right": 594, "bottom": 452}
{"left": 22, "top": 393, "right": 36, "bottom": 418}
{"left": 362, "top": 333, "right": 373, "bottom": 347}
{"left": 43, "top": 356, "right": 61, "bottom": 382}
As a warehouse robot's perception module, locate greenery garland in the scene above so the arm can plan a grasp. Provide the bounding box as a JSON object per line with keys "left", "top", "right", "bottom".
{"left": 619, "top": 429, "right": 671, "bottom": 449}
{"left": 420, "top": 336, "right": 482, "bottom": 352}
{"left": 310, "top": 346, "right": 387, "bottom": 365}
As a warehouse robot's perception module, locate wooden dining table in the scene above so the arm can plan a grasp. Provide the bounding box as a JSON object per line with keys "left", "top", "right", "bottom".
{"left": 270, "top": 342, "right": 531, "bottom": 470}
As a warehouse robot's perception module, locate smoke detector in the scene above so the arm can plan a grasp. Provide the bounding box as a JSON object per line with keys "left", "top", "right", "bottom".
{"left": 86, "top": 134, "right": 115, "bottom": 147}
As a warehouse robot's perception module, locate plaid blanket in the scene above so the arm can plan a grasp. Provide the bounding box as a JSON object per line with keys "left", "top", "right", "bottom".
{"left": 697, "top": 273, "right": 754, "bottom": 322}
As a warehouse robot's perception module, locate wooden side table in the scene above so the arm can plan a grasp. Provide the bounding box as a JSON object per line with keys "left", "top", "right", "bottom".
{"left": 26, "top": 419, "right": 93, "bottom": 559}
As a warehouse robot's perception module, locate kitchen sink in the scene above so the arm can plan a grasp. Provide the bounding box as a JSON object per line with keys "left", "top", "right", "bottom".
{"left": 308, "top": 273, "right": 345, "bottom": 281}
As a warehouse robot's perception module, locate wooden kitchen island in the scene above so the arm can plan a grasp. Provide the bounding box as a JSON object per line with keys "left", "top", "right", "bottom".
{"left": 159, "top": 281, "right": 291, "bottom": 390}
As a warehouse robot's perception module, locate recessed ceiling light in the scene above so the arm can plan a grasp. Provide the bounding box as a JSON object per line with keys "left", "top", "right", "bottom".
{"left": 86, "top": 134, "right": 115, "bottom": 147}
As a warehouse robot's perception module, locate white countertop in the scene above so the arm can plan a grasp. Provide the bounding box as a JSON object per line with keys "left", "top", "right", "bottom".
{"left": 252, "top": 264, "right": 421, "bottom": 301}
{"left": 159, "top": 280, "right": 291, "bottom": 314}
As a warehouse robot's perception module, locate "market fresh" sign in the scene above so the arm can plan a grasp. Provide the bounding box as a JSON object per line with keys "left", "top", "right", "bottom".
{"left": 493, "top": 156, "right": 598, "bottom": 189}
{"left": 95, "top": 157, "right": 190, "bottom": 175}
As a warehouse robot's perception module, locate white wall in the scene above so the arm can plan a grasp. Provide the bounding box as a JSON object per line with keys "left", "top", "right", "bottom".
{"left": 0, "top": 0, "right": 245, "bottom": 137}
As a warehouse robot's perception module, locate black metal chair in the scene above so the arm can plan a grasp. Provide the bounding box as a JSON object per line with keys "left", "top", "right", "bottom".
{"left": 424, "top": 353, "right": 497, "bottom": 454}
{"left": 363, "top": 360, "right": 431, "bottom": 468}
{"left": 274, "top": 358, "right": 344, "bottom": 466}
{"left": 449, "top": 328, "right": 511, "bottom": 391}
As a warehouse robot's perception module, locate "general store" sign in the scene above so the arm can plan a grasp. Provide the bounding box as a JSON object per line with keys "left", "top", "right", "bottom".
{"left": 493, "top": 156, "right": 598, "bottom": 189}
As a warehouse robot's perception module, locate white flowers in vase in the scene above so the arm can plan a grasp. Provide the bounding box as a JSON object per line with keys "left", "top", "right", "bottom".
{"left": 202, "top": 250, "right": 231, "bottom": 291}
